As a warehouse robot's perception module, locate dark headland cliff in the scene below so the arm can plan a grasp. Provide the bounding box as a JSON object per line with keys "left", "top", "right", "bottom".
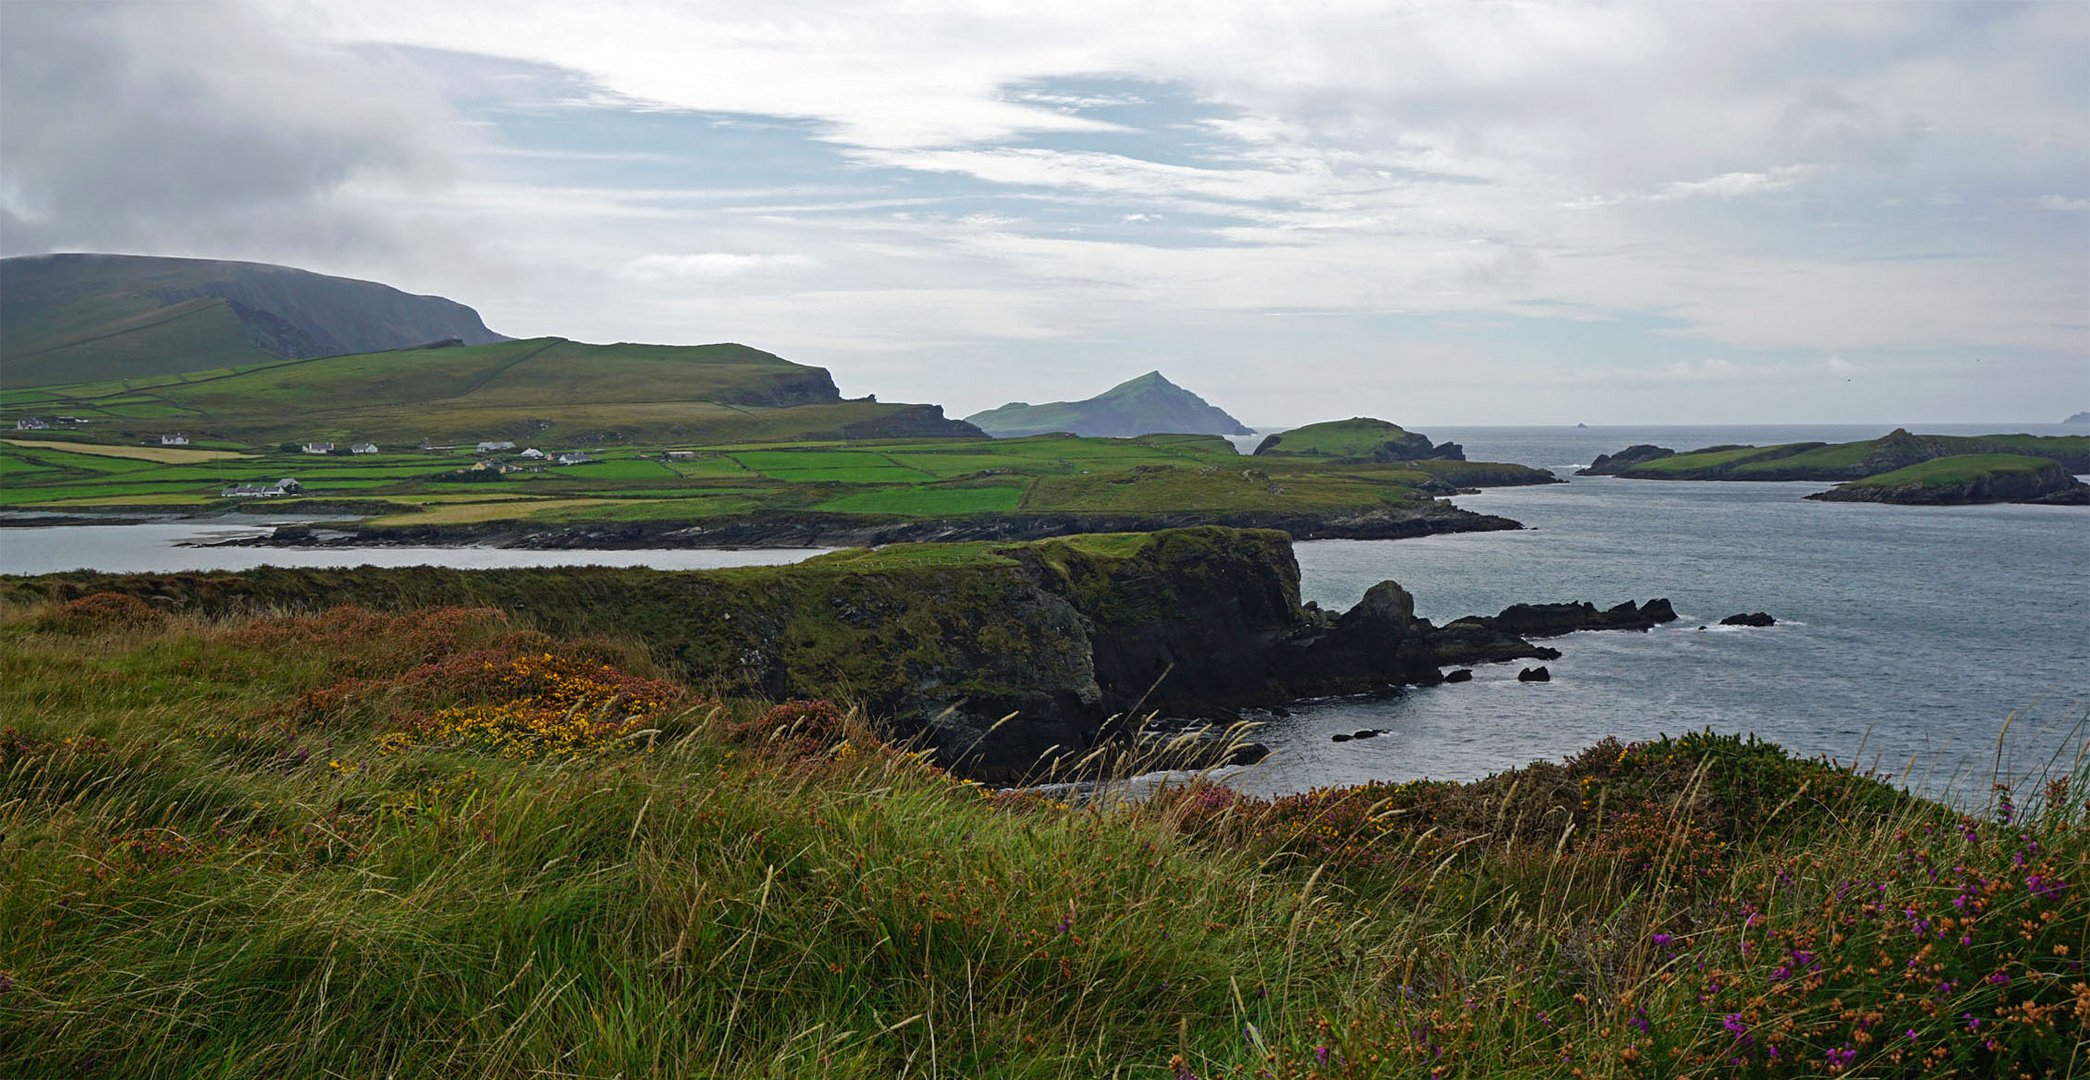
{"left": 4, "top": 527, "right": 1678, "bottom": 780}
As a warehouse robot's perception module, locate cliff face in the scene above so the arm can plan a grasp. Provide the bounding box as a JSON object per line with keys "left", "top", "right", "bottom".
{"left": 2, "top": 528, "right": 1674, "bottom": 779}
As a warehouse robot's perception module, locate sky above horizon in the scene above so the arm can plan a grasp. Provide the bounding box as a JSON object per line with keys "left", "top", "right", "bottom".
{"left": 2, "top": 1, "right": 2086, "bottom": 425}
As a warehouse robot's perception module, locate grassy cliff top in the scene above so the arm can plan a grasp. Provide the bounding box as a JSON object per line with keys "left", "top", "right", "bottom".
{"left": 1250, "top": 417, "right": 1446, "bottom": 462}
{"left": 1, "top": 588, "right": 2076, "bottom": 1078}
{"left": 1837, "top": 452, "right": 2061, "bottom": 487}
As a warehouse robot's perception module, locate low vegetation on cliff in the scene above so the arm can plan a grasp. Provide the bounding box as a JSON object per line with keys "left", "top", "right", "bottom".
{"left": 3, "top": 583, "right": 2084, "bottom": 1078}
{"left": 1808, "top": 454, "right": 2090, "bottom": 506}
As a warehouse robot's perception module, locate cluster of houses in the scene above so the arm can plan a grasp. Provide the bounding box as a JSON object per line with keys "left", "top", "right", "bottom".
{"left": 13, "top": 416, "right": 85, "bottom": 431}
{"left": 301, "top": 441, "right": 379, "bottom": 455}
{"left": 220, "top": 478, "right": 303, "bottom": 499}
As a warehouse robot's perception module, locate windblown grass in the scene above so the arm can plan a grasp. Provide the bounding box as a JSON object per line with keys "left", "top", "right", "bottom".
{"left": 1, "top": 599, "right": 2082, "bottom": 1078}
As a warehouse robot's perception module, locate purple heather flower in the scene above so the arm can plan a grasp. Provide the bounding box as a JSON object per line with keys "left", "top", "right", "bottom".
{"left": 1651, "top": 932, "right": 1673, "bottom": 948}
{"left": 1826, "top": 1046, "right": 1857, "bottom": 1069}
{"left": 1314, "top": 1046, "right": 1330, "bottom": 1065}
{"left": 1723, "top": 1013, "right": 1749, "bottom": 1038}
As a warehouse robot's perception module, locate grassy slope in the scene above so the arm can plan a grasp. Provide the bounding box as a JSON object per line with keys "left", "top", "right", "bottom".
{"left": 0, "top": 253, "right": 503, "bottom": 388}
{"left": 1, "top": 594, "right": 2080, "bottom": 1078}
{"left": 1835, "top": 453, "right": 2063, "bottom": 489}
{"left": 1251, "top": 418, "right": 1426, "bottom": 461}
{"left": 0, "top": 338, "right": 977, "bottom": 447}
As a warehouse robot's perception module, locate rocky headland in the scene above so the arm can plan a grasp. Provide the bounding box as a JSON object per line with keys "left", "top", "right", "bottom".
{"left": 4, "top": 527, "right": 1681, "bottom": 780}
{"left": 1806, "top": 454, "right": 2090, "bottom": 506}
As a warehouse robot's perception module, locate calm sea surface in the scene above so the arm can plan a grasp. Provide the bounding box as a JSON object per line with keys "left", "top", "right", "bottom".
{"left": 3, "top": 423, "right": 2084, "bottom": 799}
{"left": 0, "top": 523, "right": 828, "bottom": 574}
{"left": 1243, "top": 423, "right": 2090, "bottom": 802}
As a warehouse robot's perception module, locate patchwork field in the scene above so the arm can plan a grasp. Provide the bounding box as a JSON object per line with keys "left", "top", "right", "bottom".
{"left": 0, "top": 428, "right": 1559, "bottom": 533}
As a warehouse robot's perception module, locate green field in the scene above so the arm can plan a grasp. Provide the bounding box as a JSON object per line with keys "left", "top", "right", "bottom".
{"left": 0, "top": 425, "right": 1555, "bottom": 531}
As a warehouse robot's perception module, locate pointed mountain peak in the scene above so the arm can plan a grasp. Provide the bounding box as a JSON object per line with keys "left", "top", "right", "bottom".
{"left": 964, "top": 370, "right": 1250, "bottom": 438}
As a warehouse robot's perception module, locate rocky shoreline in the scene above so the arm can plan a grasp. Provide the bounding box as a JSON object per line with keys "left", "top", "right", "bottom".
{"left": 205, "top": 501, "right": 1526, "bottom": 551}
{"left": 4, "top": 526, "right": 1690, "bottom": 782}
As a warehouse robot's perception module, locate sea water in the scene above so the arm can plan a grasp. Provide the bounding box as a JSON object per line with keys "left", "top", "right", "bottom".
{"left": 4, "top": 424, "right": 2083, "bottom": 800}
{"left": 1240, "top": 423, "right": 2090, "bottom": 801}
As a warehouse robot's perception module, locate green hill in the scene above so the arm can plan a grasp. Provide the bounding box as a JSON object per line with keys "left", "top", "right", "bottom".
{"left": 964, "top": 371, "right": 1251, "bottom": 438}
{"left": 1252, "top": 417, "right": 1465, "bottom": 462}
{"left": 0, "top": 253, "right": 506, "bottom": 388}
{"left": 1807, "top": 454, "right": 2090, "bottom": 505}
{"left": 1612, "top": 428, "right": 2090, "bottom": 480}
{"left": 3, "top": 337, "right": 978, "bottom": 445}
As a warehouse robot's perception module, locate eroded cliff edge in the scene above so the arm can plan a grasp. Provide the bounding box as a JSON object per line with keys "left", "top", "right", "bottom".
{"left": 3, "top": 527, "right": 1674, "bottom": 779}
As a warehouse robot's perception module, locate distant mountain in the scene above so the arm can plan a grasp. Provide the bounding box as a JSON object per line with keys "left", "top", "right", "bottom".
{"left": 0, "top": 253, "right": 506, "bottom": 387}
{"left": 6, "top": 335, "right": 979, "bottom": 445}
{"left": 964, "top": 371, "right": 1251, "bottom": 438}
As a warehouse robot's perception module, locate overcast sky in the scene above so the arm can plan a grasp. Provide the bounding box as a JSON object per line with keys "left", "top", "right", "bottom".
{"left": 3, "top": 1, "right": 2085, "bottom": 424}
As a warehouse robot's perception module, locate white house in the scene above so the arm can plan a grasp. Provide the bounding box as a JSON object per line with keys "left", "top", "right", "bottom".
{"left": 517, "top": 448, "right": 546, "bottom": 460}
{"left": 303, "top": 441, "right": 335, "bottom": 455}
{"left": 554, "top": 451, "right": 595, "bottom": 465}
{"left": 14, "top": 417, "right": 50, "bottom": 431}
{"left": 475, "top": 440, "right": 516, "bottom": 454}
{"left": 159, "top": 433, "right": 189, "bottom": 446}
{"left": 350, "top": 442, "right": 378, "bottom": 455}
{"left": 664, "top": 450, "right": 696, "bottom": 460}
{"left": 221, "top": 478, "right": 303, "bottom": 498}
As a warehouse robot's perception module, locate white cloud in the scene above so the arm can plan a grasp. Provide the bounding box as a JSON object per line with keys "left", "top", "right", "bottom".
{"left": 622, "top": 252, "right": 818, "bottom": 280}
{"left": 8, "top": 0, "right": 2081, "bottom": 422}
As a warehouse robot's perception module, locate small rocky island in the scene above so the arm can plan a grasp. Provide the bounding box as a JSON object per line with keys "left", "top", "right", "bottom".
{"left": 1807, "top": 454, "right": 2089, "bottom": 506}
{"left": 1253, "top": 416, "right": 1466, "bottom": 462}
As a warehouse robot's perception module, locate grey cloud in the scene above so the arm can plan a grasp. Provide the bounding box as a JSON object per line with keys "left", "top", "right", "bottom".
{"left": 0, "top": 1, "right": 458, "bottom": 260}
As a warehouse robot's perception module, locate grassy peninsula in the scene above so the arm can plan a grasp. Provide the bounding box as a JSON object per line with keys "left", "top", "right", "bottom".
{"left": 1808, "top": 454, "right": 2090, "bottom": 505}
{"left": 3, "top": 583, "right": 2082, "bottom": 1078}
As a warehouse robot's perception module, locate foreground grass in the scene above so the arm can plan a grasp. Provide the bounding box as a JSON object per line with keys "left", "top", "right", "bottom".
{"left": 2, "top": 598, "right": 2083, "bottom": 1078}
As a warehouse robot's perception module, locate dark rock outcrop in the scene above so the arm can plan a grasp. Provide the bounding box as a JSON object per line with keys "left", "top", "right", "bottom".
{"left": 1807, "top": 456, "right": 2090, "bottom": 506}
{"left": 5, "top": 527, "right": 1683, "bottom": 781}
{"left": 1721, "top": 612, "right": 1776, "bottom": 627}
{"left": 1442, "top": 668, "right": 1474, "bottom": 683}
{"left": 1517, "top": 666, "right": 1551, "bottom": 682}
{"left": 1578, "top": 445, "right": 1674, "bottom": 476}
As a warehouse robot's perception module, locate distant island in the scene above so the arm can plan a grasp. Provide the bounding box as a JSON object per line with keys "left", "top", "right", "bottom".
{"left": 1253, "top": 416, "right": 1463, "bottom": 462}
{"left": 1580, "top": 428, "right": 2090, "bottom": 506}
{"left": 2066, "top": 411, "right": 2090, "bottom": 426}
{"left": 964, "top": 371, "right": 1251, "bottom": 438}
{"left": 1806, "top": 454, "right": 2089, "bottom": 506}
